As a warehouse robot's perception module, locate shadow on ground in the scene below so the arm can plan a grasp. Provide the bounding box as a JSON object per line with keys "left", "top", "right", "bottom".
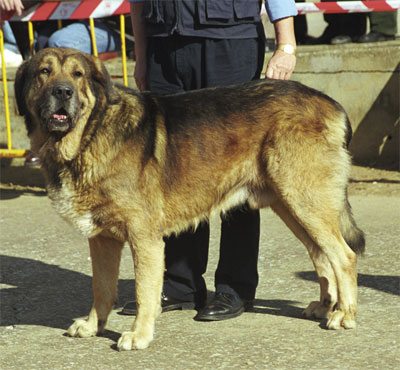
{"left": 0, "top": 187, "right": 46, "bottom": 200}
{"left": 1, "top": 161, "right": 45, "bottom": 190}
{"left": 0, "top": 255, "right": 133, "bottom": 329}
{"left": 0, "top": 255, "right": 306, "bottom": 330}
{"left": 2, "top": 255, "right": 399, "bottom": 335}
{"left": 296, "top": 271, "right": 400, "bottom": 296}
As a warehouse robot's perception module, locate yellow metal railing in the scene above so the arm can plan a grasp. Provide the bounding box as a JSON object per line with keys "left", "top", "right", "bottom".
{"left": 1, "top": 16, "right": 130, "bottom": 159}
{"left": 0, "top": 26, "right": 26, "bottom": 158}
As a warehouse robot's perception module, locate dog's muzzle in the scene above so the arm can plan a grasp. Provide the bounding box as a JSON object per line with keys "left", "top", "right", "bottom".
{"left": 47, "top": 109, "right": 72, "bottom": 133}
{"left": 41, "top": 84, "right": 79, "bottom": 135}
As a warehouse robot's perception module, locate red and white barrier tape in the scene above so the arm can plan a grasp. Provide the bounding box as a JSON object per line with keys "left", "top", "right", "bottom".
{"left": 2, "top": 1, "right": 399, "bottom": 22}
{"left": 2, "top": 0, "right": 130, "bottom": 22}
{"left": 296, "top": 1, "right": 400, "bottom": 14}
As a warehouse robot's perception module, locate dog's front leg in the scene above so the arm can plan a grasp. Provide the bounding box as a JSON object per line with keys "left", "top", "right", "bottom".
{"left": 118, "top": 236, "right": 164, "bottom": 351}
{"left": 67, "top": 235, "right": 124, "bottom": 338}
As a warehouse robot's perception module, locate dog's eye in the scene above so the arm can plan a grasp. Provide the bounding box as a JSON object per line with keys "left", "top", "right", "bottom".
{"left": 74, "top": 71, "right": 83, "bottom": 78}
{"left": 40, "top": 68, "right": 50, "bottom": 75}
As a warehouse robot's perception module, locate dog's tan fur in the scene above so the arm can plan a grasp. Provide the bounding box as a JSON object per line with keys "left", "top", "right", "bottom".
{"left": 15, "top": 48, "right": 365, "bottom": 350}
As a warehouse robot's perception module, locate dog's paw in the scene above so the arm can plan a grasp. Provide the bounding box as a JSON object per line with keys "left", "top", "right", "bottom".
{"left": 303, "top": 301, "right": 332, "bottom": 320}
{"left": 67, "top": 318, "right": 98, "bottom": 338}
{"left": 326, "top": 311, "right": 356, "bottom": 330}
{"left": 117, "top": 331, "right": 153, "bottom": 351}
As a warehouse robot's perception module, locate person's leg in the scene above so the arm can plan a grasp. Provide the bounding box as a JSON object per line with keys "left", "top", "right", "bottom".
{"left": 124, "top": 37, "right": 263, "bottom": 317}
{"left": 0, "top": 21, "right": 23, "bottom": 68}
{"left": 293, "top": 0, "right": 309, "bottom": 44}
{"left": 358, "top": 12, "right": 397, "bottom": 42}
{"left": 2, "top": 21, "right": 20, "bottom": 53}
{"left": 202, "top": 37, "right": 262, "bottom": 88}
{"left": 194, "top": 38, "right": 262, "bottom": 321}
{"left": 121, "top": 224, "right": 209, "bottom": 313}
{"left": 163, "top": 37, "right": 264, "bottom": 309}
{"left": 338, "top": 12, "right": 366, "bottom": 40}
{"left": 145, "top": 36, "right": 186, "bottom": 94}
{"left": 202, "top": 37, "right": 262, "bottom": 296}
{"left": 121, "top": 37, "right": 210, "bottom": 315}
{"left": 35, "top": 21, "right": 59, "bottom": 51}
{"left": 216, "top": 206, "right": 260, "bottom": 301}
{"left": 369, "top": 11, "right": 397, "bottom": 36}
{"left": 159, "top": 37, "right": 212, "bottom": 305}
{"left": 47, "top": 20, "right": 121, "bottom": 54}
{"left": 147, "top": 36, "right": 264, "bottom": 307}
{"left": 10, "top": 21, "right": 32, "bottom": 59}
{"left": 319, "top": 0, "right": 366, "bottom": 44}
{"left": 163, "top": 223, "right": 209, "bottom": 304}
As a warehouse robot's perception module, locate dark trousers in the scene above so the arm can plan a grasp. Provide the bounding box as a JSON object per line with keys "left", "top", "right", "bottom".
{"left": 321, "top": 0, "right": 366, "bottom": 39}
{"left": 294, "top": 1, "right": 308, "bottom": 44}
{"left": 369, "top": 11, "right": 397, "bottom": 36}
{"left": 146, "top": 36, "right": 264, "bottom": 302}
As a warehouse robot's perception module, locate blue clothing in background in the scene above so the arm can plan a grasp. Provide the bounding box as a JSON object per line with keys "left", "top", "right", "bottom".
{"left": 2, "top": 21, "right": 20, "bottom": 53}
{"left": 46, "top": 20, "right": 121, "bottom": 55}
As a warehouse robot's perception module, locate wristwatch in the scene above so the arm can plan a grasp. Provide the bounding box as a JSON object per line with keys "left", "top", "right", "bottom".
{"left": 276, "top": 44, "right": 296, "bottom": 56}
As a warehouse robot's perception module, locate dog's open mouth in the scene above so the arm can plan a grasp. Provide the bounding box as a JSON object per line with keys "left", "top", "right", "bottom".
{"left": 47, "top": 108, "right": 72, "bottom": 133}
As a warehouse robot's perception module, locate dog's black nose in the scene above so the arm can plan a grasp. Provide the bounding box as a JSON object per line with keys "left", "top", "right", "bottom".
{"left": 52, "top": 85, "right": 73, "bottom": 100}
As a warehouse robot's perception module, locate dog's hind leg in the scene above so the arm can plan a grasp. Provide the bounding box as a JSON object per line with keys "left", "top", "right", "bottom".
{"left": 118, "top": 234, "right": 164, "bottom": 351}
{"left": 302, "top": 251, "right": 339, "bottom": 321}
{"left": 272, "top": 196, "right": 358, "bottom": 329}
{"left": 313, "top": 232, "right": 357, "bottom": 329}
{"left": 271, "top": 201, "right": 339, "bottom": 321}
{"left": 67, "top": 234, "right": 124, "bottom": 338}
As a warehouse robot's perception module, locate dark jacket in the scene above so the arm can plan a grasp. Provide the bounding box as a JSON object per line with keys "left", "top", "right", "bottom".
{"left": 141, "top": 0, "right": 263, "bottom": 39}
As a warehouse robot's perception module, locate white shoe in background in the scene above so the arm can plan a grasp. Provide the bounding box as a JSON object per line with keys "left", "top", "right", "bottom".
{"left": 0, "top": 48, "right": 23, "bottom": 68}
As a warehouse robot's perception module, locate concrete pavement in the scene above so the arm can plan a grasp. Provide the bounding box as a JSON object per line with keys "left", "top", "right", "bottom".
{"left": 1, "top": 164, "right": 399, "bottom": 369}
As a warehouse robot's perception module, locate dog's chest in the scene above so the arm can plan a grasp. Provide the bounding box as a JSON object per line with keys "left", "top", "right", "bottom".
{"left": 48, "top": 181, "right": 96, "bottom": 238}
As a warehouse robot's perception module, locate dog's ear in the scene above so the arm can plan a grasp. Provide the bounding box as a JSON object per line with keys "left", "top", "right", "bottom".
{"left": 14, "top": 60, "right": 29, "bottom": 116}
{"left": 89, "top": 55, "right": 121, "bottom": 105}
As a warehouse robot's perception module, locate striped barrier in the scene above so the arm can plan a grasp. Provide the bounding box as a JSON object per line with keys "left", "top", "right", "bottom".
{"left": 2, "top": 0, "right": 130, "bottom": 22}
{"left": 2, "top": 1, "right": 399, "bottom": 21}
{"left": 296, "top": 1, "right": 400, "bottom": 14}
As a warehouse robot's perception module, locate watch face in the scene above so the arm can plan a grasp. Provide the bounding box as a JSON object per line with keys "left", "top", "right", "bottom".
{"left": 283, "top": 45, "right": 295, "bottom": 54}
{"left": 277, "top": 44, "right": 296, "bottom": 55}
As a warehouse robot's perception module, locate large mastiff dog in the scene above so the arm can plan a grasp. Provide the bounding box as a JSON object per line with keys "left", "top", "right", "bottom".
{"left": 15, "top": 48, "right": 365, "bottom": 350}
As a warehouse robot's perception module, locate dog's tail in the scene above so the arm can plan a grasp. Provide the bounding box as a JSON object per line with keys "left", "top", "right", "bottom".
{"left": 340, "top": 191, "right": 365, "bottom": 255}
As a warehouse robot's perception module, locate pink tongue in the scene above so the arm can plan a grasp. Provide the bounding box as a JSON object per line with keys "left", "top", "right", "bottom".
{"left": 53, "top": 114, "right": 67, "bottom": 121}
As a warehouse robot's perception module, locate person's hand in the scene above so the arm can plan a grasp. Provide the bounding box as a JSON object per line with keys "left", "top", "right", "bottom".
{"left": 0, "top": 0, "right": 24, "bottom": 16}
{"left": 265, "top": 50, "right": 296, "bottom": 80}
{"left": 134, "top": 58, "right": 147, "bottom": 92}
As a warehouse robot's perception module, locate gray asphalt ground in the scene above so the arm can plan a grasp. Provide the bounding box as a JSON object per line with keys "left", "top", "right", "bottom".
{"left": 1, "top": 162, "right": 399, "bottom": 369}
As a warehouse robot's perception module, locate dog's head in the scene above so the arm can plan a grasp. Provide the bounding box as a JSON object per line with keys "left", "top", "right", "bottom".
{"left": 15, "top": 48, "right": 120, "bottom": 160}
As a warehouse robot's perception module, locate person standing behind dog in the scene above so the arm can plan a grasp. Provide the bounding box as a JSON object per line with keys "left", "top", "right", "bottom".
{"left": 123, "top": 0, "right": 297, "bottom": 321}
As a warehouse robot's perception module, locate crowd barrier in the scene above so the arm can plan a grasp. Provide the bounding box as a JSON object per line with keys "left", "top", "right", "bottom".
{"left": 296, "top": 1, "right": 400, "bottom": 13}
{"left": 1, "top": 1, "right": 399, "bottom": 158}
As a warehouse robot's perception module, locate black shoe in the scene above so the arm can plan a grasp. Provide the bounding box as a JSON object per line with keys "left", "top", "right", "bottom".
{"left": 358, "top": 31, "right": 395, "bottom": 43}
{"left": 24, "top": 151, "right": 40, "bottom": 167}
{"left": 120, "top": 293, "right": 201, "bottom": 316}
{"left": 194, "top": 292, "right": 252, "bottom": 321}
{"left": 309, "top": 26, "right": 337, "bottom": 45}
{"left": 331, "top": 35, "right": 352, "bottom": 45}
{"left": 297, "top": 35, "right": 317, "bottom": 45}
